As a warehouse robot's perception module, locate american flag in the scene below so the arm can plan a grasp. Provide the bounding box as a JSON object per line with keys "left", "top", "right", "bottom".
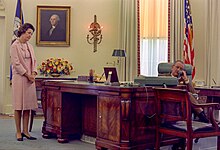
{"left": 12, "top": 0, "right": 24, "bottom": 41}
{"left": 10, "top": 0, "right": 24, "bottom": 81}
{"left": 183, "top": 0, "right": 195, "bottom": 79}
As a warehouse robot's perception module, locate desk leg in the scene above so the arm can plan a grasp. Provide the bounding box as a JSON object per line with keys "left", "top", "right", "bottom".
{"left": 42, "top": 122, "right": 69, "bottom": 143}
{"left": 57, "top": 137, "right": 68, "bottom": 143}
{"left": 42, "top": 133, "right": 68, "bottom": 143}
{"left": 42, "top": 133, "right": 51, "bottom": 139}
{"left": 42, "top": 121, "right": 53, "bottom": 139}
{"left": 96, "top": 146, "right": 107, "bottom": 150}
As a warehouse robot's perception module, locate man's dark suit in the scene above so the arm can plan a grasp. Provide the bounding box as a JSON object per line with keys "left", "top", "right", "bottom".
{"left": 42, "top": 25, "right": 66, "bottom": 41}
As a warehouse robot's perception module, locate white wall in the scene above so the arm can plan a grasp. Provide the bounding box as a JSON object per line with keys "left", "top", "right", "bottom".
{"left": 2, "top": 0, "right": 120, "bottom": 114}
{"left": 0, "top": 16, "right": 6, "bottom": 113}
{"left": 6, "top": 0, "right": 120, "bottom": 76}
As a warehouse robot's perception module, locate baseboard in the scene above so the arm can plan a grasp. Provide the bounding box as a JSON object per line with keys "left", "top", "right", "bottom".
{"left": 2, "top": 104, "right": 13, "bottom": 115}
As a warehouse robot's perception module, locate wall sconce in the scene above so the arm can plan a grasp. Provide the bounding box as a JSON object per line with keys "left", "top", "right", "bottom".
{"left": 87, "top": 15, "right": 103, "bottom": 52}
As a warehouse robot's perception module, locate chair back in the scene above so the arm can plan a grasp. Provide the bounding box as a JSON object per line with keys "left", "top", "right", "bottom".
{"left": 154, "top": 87, "right": 220, "bottom": 150}
{"left": 158, "top": 62, "right": 192, "bottom": 79}
{"left": 154, "top": 88, "right": 192, "bottom": 124}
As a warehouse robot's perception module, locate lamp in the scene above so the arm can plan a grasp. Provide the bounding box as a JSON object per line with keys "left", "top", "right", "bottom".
{"left": 112, "top": 49, "right": 126, "bottom": 64}
{"left": 112, "top": 49, "right": 126, "bottom": 81}
{"left": 87, "top": 15, "right": 103, "bottom": 53}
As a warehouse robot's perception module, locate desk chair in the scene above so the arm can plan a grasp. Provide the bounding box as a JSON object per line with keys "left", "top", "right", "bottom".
{"left": 158, "top": 62, "right": 209, "bottom": 142}
{"left": 158, "top": 62, "right": 208, "bottom": 117}
{"left": 158, "top": 62, "right": 192, "bottom": 79}
{"left": 154, "top": 88, "right": 220, "bottom": 150}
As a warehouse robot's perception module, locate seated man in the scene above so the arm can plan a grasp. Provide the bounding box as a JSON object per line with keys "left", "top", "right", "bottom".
{"left": 170, "top": 60, "right": 209, "bottom": 123}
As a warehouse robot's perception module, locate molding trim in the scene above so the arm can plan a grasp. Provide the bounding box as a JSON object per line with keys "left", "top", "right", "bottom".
{"left": 2, "top": 104, "right": 13, "bottom": 115}
{"left": 0, "top": 0, "right": 5, "bottom": 10}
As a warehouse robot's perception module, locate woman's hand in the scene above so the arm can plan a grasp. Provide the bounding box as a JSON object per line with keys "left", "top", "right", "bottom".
{"left": 28, "top": 75, "right": 35, "bottom": 83}
{"left": 24, "top": 73, "right": 35, "bottom": 83}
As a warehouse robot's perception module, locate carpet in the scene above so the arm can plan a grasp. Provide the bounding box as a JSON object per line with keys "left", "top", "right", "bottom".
{"left": 0, "top": 117, "right": 217, "bottom": 150}
{"left": 0, "top": 118, "right": 95, "bottom": 150}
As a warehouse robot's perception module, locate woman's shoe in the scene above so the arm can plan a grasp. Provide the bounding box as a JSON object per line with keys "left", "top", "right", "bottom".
{"left": 17, "top": 137, "right": 23, "bottom": 141}
{"left": 21, "top": 133, "right": 37, "bottom": 140}
{"left": 16, "top": 134, "right": 23, "bottom": 141}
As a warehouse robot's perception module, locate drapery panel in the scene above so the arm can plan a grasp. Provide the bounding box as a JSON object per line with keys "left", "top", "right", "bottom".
{"left": 118, "top": 0, "right": 138, "bottom": 81}
{"left": 140, "top": 0, "right": 168, "bottom": 38}
{"left": 140, "top": 0, "right": 168, "bottom": 76}
{"left": 204, "top": 0, "right": 220, "bottom": 86}
{"left": 169, "top": 0, "right": 184, "bottom": 62}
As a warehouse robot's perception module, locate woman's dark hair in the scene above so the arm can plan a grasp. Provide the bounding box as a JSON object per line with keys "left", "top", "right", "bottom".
{"left": 17, "top": 23, "right": 35, "bottom": 37}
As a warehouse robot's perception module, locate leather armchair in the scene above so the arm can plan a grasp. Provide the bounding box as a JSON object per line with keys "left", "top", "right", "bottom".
{"left": 158, "top": 62, "right": 192, "bottom": 80}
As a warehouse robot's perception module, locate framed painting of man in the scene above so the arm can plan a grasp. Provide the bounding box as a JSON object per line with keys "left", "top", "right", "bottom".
{"left": 36, "top": 5, "right": 71, "bottom": 46}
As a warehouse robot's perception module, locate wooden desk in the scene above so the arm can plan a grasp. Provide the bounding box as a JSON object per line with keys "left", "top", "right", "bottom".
{"left": 35, "top": 76, "right": 76, "bottom": 88}
{"left": 196, "top": 86, "right": 220, "bottom": 102}
{"left": 39, "top": 80, "right": 181, "bottom": 149}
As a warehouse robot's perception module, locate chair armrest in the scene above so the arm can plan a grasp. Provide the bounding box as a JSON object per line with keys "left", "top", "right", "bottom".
{"left": 195, "top": 90, "right": 200, "bottom": 94}
{"left": 193, "top": 103, "right": 220, "bottom": 129}
{"left": 192, "top": 103, "right": 220, "bottom": 109}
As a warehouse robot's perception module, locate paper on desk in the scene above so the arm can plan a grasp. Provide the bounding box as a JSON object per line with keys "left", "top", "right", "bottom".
{"left": 211, "top": 85, "right": 220, "bottom": 88}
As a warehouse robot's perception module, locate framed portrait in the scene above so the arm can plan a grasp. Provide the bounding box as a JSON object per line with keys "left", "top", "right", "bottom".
{"left": 36, "top": 6, "right": 71, "bottom": 47}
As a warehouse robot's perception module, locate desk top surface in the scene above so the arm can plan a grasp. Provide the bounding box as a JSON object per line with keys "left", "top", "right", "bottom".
{"left": 41, "top": 80, "right": 153, "bottom": 96}
{"left": 36, "top": 75, "right": 77, "bottom": 80}
{"left": 43, "top": 80, "right": 142, "bottom": 88}
{"left": 195, "top": 86, "right": 220, "bottom": 90}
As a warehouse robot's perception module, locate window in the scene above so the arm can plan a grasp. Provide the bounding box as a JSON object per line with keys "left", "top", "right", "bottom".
{"left": 140, "top": 0, "right": 168, "bottom": 76}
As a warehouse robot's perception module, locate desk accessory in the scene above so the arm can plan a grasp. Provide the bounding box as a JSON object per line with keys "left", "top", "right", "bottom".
{"left": 78, "top": 76, "right": 89, "bottom": 81}
{"left": 134, "top": 76, "right": 178, "bottom": 86}
{"left": 89, "top": 69, "right": 94, "bottom": 83}
{"left": 104, "top": 67, "right": 120, "bottom": 86}
{"left": 195, "top": 80, "right": 205, "bottom": 87}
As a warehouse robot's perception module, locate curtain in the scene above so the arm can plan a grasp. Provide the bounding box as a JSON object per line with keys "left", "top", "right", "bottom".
{"left": 140, "top": 0, "right": 168, "bottom": 76}
{"left": 140, "top": 0, "right": 168, "bottom": 38}
{"left": 169, "top": 0, "right": 184, "bottom": 62}
{"left": 118, "top": 0, "right": 138, "bottom": 81}
{"left": 204, "top": 0, "right": 220, "bottom": 86}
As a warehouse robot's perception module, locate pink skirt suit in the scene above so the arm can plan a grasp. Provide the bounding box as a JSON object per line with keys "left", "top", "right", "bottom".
{"left": 10, "top": 40, "right": 38, "bottom": 110}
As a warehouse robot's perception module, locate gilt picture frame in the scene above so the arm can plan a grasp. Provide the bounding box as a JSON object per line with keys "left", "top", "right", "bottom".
{"left": 36, "top": 5, "right": 71, "bottom": 47}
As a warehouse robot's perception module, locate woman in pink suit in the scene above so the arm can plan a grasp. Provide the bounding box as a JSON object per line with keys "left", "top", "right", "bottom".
{"left": 10, "top": 23, "right": 38, "bottom": 141}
